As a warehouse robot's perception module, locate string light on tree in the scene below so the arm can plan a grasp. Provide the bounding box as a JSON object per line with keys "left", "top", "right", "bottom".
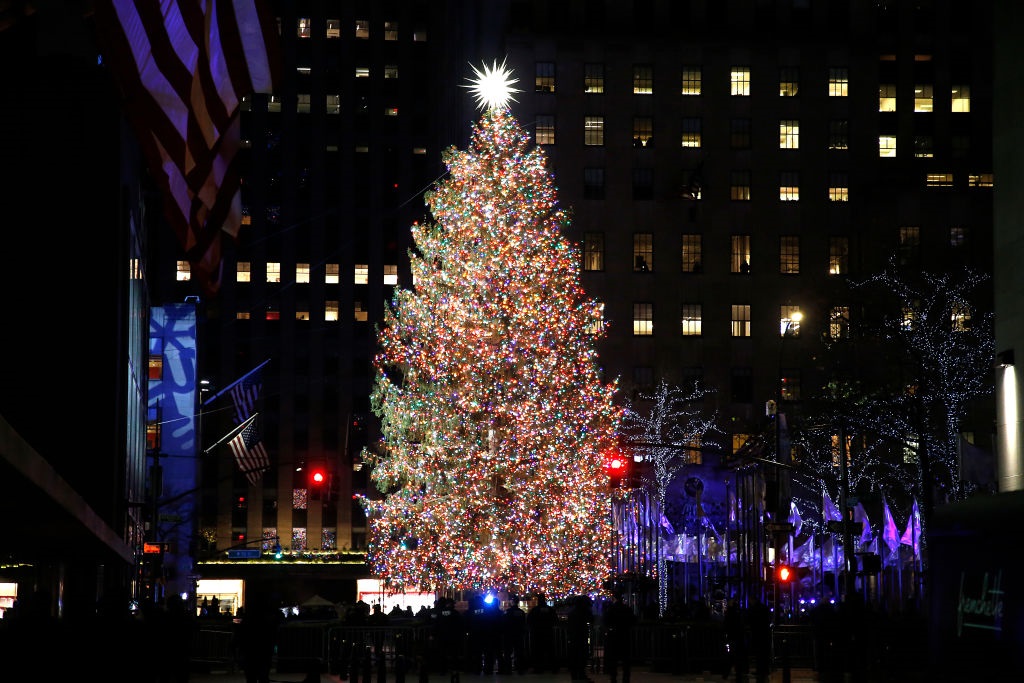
{"left": 361, "top": 61, "right": 620, "bottom": 600}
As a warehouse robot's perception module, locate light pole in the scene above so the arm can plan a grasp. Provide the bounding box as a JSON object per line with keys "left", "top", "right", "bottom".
{"left": 771, "top": 311, "right": 802, "bottom": 620}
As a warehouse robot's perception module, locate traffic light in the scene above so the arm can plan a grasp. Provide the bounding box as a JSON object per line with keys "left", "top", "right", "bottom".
{"left": 775, "top": 563, "right": 793, "bottom": 584}
{"left": 308, "top": 464, "right": 328, "bottom": 499}
{"left": 606, "top": 451, "right": 629, "bottom": 488}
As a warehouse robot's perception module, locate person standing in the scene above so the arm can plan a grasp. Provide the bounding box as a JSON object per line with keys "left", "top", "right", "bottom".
{"left": 527, "top": 592, "right": 559, "bottom": 674}
{"left": 236, "top": 593, "right": 282, "bottom": 683}
{"left": 602, "top": 591, "right": 635, "bottom": 683}
{"left": 500, "top": 595, "right": 528, "bottom": 675}
{"left": 567, "top": 595, "right": 595, "bottom": 682}
{"left": 748, "top": 594, "right": 772, "bottom": 683}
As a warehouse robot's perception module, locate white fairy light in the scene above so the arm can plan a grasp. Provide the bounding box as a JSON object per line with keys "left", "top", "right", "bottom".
{"left": 464, "top": 59, "right": 521, "bottom": 112}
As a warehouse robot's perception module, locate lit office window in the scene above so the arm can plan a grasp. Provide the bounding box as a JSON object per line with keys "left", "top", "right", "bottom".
{"left": 828, "top": 172, "right": 849, "bottom": 202}
{"left": 584, "top": 116, "right": 604, "bottom": 146}
{"left": 583, "top": 232, "right": 604, "bottom": 271}
{"left": 325, "top": 301, "right": 339, "bottom": 321}
{"left": 633, "top": 303, "right": 654, "bottom": 336}
{"left": 951, "top": 85, "right": 971, "bottom": 112}
{"left": 296, "top": 263, "right": 310, "bottom": 284}
{"left": 681, "top": 66, "right": 702, "bottom": 95}
{"left": 779, "top": 171, "right": 800, "bottom": 202}
{"left": 914, "top": 84, "right": 933, "bottom": 112}
{"left": 951, "top": 304, "right": 972, "bottom": 333}
{"left": 235, "top": 311, "right": 251, "bottom": 320}
{"left": 829, "top": 237, "right": 849, "bottom": 275}
{"left": 926, "top": 173, "right": 954, "bottom": 187}
{"left": 879, "top": 84, "right": 896, "bottom": 112}
{"left": 731, "top": 67, "right": 750, "bottom": 96}
{"left": 355, "top": 67, "right": 369, "bottom": 78}
{"left": 968, "top": 173, "right": 994, "bottom": 188}
{"left": 681, "top": 304, "right": 702, "bottom": 336}
{"left": 535, "top": 62, "right": 555, "bottom": 92}
{"left": 355, "top": 301, "right": 368, "bottom": 322}
{"left": 355, "top": 264, "right": 368, "bottom": 285}
{"left": 780, "top": 369, "right": 801, "bottom": 401}
{"left": 731, "top": 304, "right": 751, "bottom": 337}
{"left": 780, "top": 305, "right": 802, "bottom": 336}
{"left": 780, "top": 236, "right": 800, "bottom": 274}
{"left": 633, "top": 233, "right": 653, "bottom": 272}
{"left": 731, "top": 235, "right": 751, "bottom": 274}
{"left": 267, "top": 262, "right": 281, "bottom": 283}
{"left": 297, "top": 94, "right": 310, "bottom": 113}
{"left": 633, "top": 117, "right": 653, "bottom": 147}
{"left": 383, "top": 265, "right": 398, "bottom": 286}
{"left": 325, "top": 264, "right": 339, "bottom": 284}
{"left": 176, "top": 260, "right": 191, "bottom": 281}
{"left": 681, "top": 234, "right": 702, "bottom": 273}
{"left": 585, "top": 63, "right": 605, "bottom": 93}
{"left": 633, "top": 64, "right": 653, "bottom": 94}
{"left": 326, "top": 19, "right": 340, "bottom": 38}
{"left": 384, "top": 21, "right": 398, "bottom": 40}
{"left": 355, "top": 19, "right": 369, "bottom": 38}
{"left": 879, "top": 135, "right": 897, "bottom": 158}
{"left": 326, "top": 95, "right": 341, "bottom": 114}
{"left": 779, "top": 67, "right": 799, "bottom": 96}
{"left": 536, "top": 115, "right": 555, "bottom": 145}
{"left": 730, "top": 171, "right": 751, "bottom": 201}
{"left": 384, "top": 65, "right": 399, "bottom": 79}
{"left": 828, "top": 67, "right": 848, "bottom": 96}
{"left": 779, "top": 120, "right": 799, "bottom": 149}
{"left": 830, "top": 306, "right": 850, "bottom": 340}
{"left": 237, "top": 261, "right": 251, "bottom": 283}
{"left": 296, "top": 310, "right": 310, "bottom": 321}
{"left": 298, "top": 17, "right": 311, "bottom": 38}
{"left": 681, "top": 117, "right": 702, "bottom": 148}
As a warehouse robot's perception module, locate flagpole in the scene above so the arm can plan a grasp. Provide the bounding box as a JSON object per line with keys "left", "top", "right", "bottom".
{"left": 204, "top": 412, "right": 258, "bottom": 454}
{"left": 201, "top": 358, "right": 271, "bottom": 407}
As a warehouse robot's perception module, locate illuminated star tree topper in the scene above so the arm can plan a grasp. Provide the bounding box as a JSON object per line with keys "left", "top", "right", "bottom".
{"left": 463, "top": 58, "right": 522, "bottom": 112}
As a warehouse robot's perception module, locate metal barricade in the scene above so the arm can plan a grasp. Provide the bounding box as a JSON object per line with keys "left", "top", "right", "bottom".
{"left": 190, "top": 624, "right": 237, "bottom": 671}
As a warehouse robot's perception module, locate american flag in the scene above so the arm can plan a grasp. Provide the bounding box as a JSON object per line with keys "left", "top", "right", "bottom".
{"left": 93, "top": 1, "right": 281, "bottom": 296}
{"left": 229, "top": 364, "right": 263, "bottom": 424}
{"left": 228, "top": 413, "right": 269, "bottom": 485}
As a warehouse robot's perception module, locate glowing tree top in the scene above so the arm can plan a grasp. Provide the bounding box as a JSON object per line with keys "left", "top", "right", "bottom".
{"left": 361, "top": 62, "right": 620, "bottom": 599}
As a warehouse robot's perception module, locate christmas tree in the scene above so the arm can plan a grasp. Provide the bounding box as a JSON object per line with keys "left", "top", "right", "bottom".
{"left": 361, "top": 62, "right": 621, "bottom": 598}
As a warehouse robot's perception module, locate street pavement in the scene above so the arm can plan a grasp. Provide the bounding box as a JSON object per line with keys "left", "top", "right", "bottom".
{"left": 188, "top": 666, "right": 821, "bottom": 683}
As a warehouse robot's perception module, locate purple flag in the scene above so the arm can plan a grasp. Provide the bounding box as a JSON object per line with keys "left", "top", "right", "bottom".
{"left": 788, "top": 500, "right": 803, "bottom": 537}
{"left": 853, "top": 502, "right": 873, "bottom": 547}
{"left": 900, "top": 497, "right": 922, "bottom": 555}
{"left": 823, "top": 488, "right": 842, "bottom": 523}
{"left": 882, "top": 495, "right": 900, "bottom": 559}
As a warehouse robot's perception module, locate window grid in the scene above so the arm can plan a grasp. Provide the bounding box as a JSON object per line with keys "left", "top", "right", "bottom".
{"left": 584, "top": 232, "right": 604, "bottom": 271}
{"left": 731, "top": 170, "right": 751, "bottom": 201}
{"left": 830, "top": 306, "right": 850, "bottom": 340}
{"left": 829, "top": 120, "right": 849, "bottom": 150}
{"left": 682, "top": 234, "right": 702, "bottom": 273}
{"left": 633, "top": 233, "right": 653, "bottom": 272}
{"left": 681, "top": 67, "right": 702, "bottom": 95}
{"left": 951, "top": 85, "right": 971, "bottom": 112}
{"left": 879, "top": 84, "right": 897, "bottom": 112}
{"left": 633, "top": 303, "right": 654, "bottom": 336}
{"left": 633, "top": 117, "right": 653, "bottom": 147}
{"left": 731, "top": 67, "right": 751, "bottom": 96}
{"left": 585, "top": 63, "right": 605, "bottom": 93}
{"left": 779, "top": 171, "right": 800, "bottom": 202}
{"left": 879, "top": 135, "right": 897, "bottom": 157}
{"left": 829, "top": 67, "right": 849, "bottom": 96}
{"left": 354, "top": 264, "right": 368, "bottom": 285}
{"left": 296, "top": 263, "right": 310, "bottom": 284}
{"left": 780, "top": 305, "right": 802, "bottom": 336}
{"left": 681, "top": 117, "right": 702, "bottom": 148}
{"left": 583, "top": 167, "right": 605, "bottom": 199}
{"left": 779, "top": 120, "right": 799, "bottom": 149}
{"left": 536, "top": 115, "right": 555, "bottom": 145}
{"left": 780, "top": 236, "right": 800, "bottom": 274}
{"left": 325, "top": 301, "right": 339, "bottom": 321}
{"left": 237, "top": 262, "right": 251, "bottom": 283}
{"left": 914, "top": 84, "right": 933, "bottom": 113}
{"left": 584, "top": 116, "right": 605, "bottom": 146}
{"left": 829, "top": 237, "right": 849, "bottom": 275}
{"left": 267, "top": 262, "right": 281, "bottom": 283}
{"left": 779, "top": 67, "right": 799, "bottom": 96}
{"left": 325, "top": 264, "right": 339, "bottom": 284}
{"left": 828, "top": 173, "right": 849, "bottom": 202}
{"left": 633, "top": 64, "right": 653, "bottom": 94}
{"left": 682, "top": 304, "right": 702, "bottom": 336}
{"left": 731, "top": 235, "right": 751, "bottom": 274}
{"left": 731, "top": 304, "right": 751, "bottom": 337}
{"left": 535, "top": 62, "right": 555, "bottom": 92}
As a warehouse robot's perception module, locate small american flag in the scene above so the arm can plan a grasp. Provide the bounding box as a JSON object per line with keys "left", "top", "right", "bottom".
{"left": 228, "top": 414, "right": 269, "bottom": 485}
{"left": 230, "top": 365, "right": 263, "bottom": 424}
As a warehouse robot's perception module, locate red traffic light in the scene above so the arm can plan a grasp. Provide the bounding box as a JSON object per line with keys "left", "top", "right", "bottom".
{"left": 776, "top": 564, "right": 793, "bottom": 583}
{"left": 311, "top": 469, "right": 326, "bottom": 485}
{"left": 606, "top": 452, "right": 629, "bottom": 488}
